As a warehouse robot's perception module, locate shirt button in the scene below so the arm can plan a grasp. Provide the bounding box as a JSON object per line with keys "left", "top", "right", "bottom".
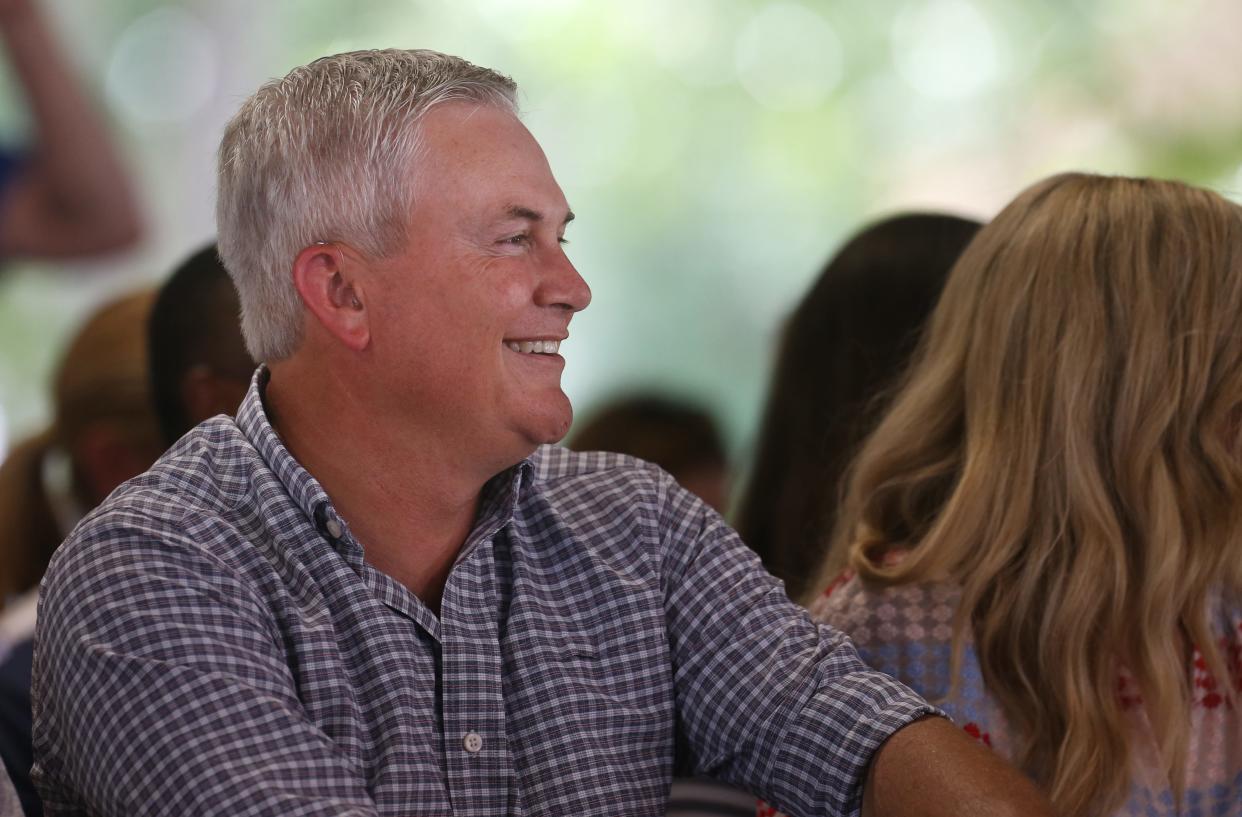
{"left": 325, "top": 519, "right": 343, "bottom": 539}
{"left": 462, "top": 732, "right": 483, "bottom": 753}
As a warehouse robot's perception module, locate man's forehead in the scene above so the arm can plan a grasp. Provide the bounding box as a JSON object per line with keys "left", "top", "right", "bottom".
{"left": 411, "top": 104, "right": 568, "bottom": 216}
{"left": 415, "top": 102, "right": 531, "bottom": 164}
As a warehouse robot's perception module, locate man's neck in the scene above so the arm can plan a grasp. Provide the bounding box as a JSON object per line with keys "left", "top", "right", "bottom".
{"left": 263, "top": 360, "right": 484, "bottom": 614}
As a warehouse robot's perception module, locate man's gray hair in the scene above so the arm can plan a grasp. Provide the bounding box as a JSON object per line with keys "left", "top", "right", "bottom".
{"left": 216, "top": 49, "right": 518, "bottom": 361}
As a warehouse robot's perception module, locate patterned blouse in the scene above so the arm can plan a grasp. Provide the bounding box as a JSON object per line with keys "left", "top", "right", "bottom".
{"left": 761, "top": 572, "right": 1242, "bottom": 817}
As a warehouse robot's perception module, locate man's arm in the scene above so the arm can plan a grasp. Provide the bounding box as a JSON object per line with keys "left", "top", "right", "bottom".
{"left": 34, "top": 516, "right": 378, "bottom": 817}
{"left": 862, "top": 717, "right": 1052, "bottom": 817}
{"left": 655, "top": 476, "right": 1052, "bottom": 817}
{"left": 0, "top": 0, "right": 142, "bottom": 258}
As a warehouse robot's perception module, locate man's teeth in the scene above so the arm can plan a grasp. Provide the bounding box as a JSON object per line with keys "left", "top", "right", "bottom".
{"left": 506, "top": 340, "right": 560, "bottom": 354}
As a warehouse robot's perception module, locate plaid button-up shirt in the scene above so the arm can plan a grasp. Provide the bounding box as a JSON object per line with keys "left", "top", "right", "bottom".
{"left": 33, "top": 372, "right": 935, "bottom": 817}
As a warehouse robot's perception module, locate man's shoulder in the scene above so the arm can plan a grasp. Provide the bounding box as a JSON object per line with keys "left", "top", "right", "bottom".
{"left": 529, "top": 444, "right": 668, "bottom": 484}
{"left": 523, "top": 446, "right": 712, "bottom": 555}
{"left": 49, "top": 417, "right": 267, "bottom": 578}
{"left": 116, "top": 416, "right": 260, "bottom": 521}
{"left": 527, "top": 445, "right": 675, "bottom": 504}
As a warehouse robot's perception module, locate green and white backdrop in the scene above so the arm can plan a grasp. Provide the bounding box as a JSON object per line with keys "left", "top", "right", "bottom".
{"left": 2, "top": 0, "right": 1241, "bottom": 492}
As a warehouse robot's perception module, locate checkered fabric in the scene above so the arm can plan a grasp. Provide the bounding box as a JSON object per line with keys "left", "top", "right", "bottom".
{"left": 33, "top": 369, "right": 935, "bottom": 817}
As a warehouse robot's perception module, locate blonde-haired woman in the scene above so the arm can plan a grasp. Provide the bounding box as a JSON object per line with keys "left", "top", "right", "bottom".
{"left": 765, "top": 174, "right": 1242, "bottom": 817}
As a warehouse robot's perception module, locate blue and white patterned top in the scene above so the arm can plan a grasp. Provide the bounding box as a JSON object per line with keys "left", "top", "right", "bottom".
{"left": 32, "top": 370, "right": 934, "bottom": 817}
{"left": 809, "top": 574, "right": 1241, "bottom": 817}
{"left": 764, "top": 572, "right": 1242, "bottom": 817}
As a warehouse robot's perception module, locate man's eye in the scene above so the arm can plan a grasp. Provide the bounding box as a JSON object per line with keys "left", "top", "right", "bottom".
{"left": 502, "top": 234, "right": 530, "bottom": 246}
{"left": 558, "top": 237, "right": 570, "bottom": 246}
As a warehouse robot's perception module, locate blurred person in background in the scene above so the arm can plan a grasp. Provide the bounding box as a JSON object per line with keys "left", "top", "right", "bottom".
{"left": 0, "top": 288, "right": 161, "bottom": 817}
{"left": 0, "top": 289, "right": 160, "bottom": 609}
{"left": 568, "top": 394, "right": 730, "bottom": 514}
{"left": 773, "top": 173, "right": 1242, "bottom": 816}
{"left": 735, "top": 214, "right": 981, "bottom": 600}
{"left": 148, "top": 243, "right": 254, "bottom": 447}
{"left": 0, "top": 0, "right": 140, "bottom": 260}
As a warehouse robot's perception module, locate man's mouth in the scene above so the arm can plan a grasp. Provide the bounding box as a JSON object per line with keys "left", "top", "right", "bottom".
{"left": 505, "top": 340, "right": 561, "bottom": 355}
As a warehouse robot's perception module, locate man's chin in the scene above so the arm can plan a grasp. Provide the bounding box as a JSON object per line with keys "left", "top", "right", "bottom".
{"left": 535, "top": 414, "right": 574, "bottom": 447}
{"left": 526, "top": 400, "right": 574, "bottom": 447}
{"left": 490, "top": 418, "right": 570, "bottom": 477}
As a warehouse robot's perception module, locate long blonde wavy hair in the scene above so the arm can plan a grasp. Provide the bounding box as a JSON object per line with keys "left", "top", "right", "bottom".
{"left": 826, "top": 173, "right": 1242, "bottom": 815}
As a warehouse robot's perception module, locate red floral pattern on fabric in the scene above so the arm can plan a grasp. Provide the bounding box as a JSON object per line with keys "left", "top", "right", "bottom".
{"left": 821, "top": 569, "right": 856, "bottom": 600}
{"left": 962, "top": 721, "right": 993, "bottom": 747}
{"left": 1117, "top": 671, "right": 1144, "bottom": 710}
{"left": 754, "top": 801, "right": 780, "bottom": 817}
{"left": 1191, "top": 637, "right": 1242, "bottom": 709}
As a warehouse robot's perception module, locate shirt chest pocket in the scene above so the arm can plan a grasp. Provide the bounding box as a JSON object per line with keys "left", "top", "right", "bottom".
{"left": 505, "top": 622, "right": 673, "bottom": 732}
{"left": 502, "top": 623, "right": 676, "bottom": 802}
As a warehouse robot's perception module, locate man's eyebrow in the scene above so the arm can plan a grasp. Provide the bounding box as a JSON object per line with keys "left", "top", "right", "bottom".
{"left": 504, "top": 205, "right": 576, "bottom": 226}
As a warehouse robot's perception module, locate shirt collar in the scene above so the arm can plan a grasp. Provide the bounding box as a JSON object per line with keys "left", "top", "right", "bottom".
{"left": 236, "top": 366, "right": 338, "bottom": 541}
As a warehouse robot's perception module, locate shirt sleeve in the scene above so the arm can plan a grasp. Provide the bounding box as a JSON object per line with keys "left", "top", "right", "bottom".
{"left": 33, "top": 512, "right": 380, "bottom": 817}
{"left": 656, "top": 477, "right": 941, "bottom": 817}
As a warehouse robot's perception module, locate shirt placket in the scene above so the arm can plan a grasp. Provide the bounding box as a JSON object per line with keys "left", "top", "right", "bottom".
{"left": 439, "top": 531, "right": 516, "bottom": 817}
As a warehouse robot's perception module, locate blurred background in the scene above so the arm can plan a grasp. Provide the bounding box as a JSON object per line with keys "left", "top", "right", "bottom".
{"left": 2, "top": 0, "right": 1241, "bottom": 474}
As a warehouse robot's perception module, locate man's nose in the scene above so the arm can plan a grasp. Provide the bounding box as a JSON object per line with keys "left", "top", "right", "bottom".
{"left": 538, "top": 247, "right": 592, "bottom": 313}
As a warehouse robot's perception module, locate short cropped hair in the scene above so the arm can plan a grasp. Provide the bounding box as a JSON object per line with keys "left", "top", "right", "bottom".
{"left": 148, "top": 243, "right": 252, "bottom": 445}
{"left": 216, "top": 49, "right": 518, "bottom": 361}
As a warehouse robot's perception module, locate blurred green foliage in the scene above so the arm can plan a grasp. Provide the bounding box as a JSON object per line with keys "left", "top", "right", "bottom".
{"left": 2, "top": 0, "right": 1240, "bottom": 483}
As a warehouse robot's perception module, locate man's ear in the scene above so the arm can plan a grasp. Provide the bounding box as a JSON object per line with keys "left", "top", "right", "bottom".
{"left": 291, "top": 242, "right": 370, "bottom": 352}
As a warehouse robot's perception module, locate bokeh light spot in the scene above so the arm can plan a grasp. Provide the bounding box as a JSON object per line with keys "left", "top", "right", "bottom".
{"left": 891, "top": 0, "right": 1002, "bottom": 100}
{"left": 1227, "top": 163, "right": 1242, "bottom": 203}
{"left": 106, "top": 8, "right": 218, "bottom": 124}
{"left": 524, "top": 85, "right": 638, "bottom": 190}
{"left": 734, "top": 2, "right": 843, "bottom": 112}
{"left": 634, "top": 0, "right": 744, "bottom": 87}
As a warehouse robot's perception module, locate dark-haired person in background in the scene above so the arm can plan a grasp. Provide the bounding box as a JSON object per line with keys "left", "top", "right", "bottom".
{"left": 735, "top": 213, "right": 981, "bottom": 600}
{"left": 148, "top": 243, "right": 254, "bottom": 446}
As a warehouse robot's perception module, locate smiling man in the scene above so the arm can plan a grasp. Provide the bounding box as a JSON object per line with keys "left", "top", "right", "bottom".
{"left": 32, "top": 50, "right": 1051, "bottom": 817}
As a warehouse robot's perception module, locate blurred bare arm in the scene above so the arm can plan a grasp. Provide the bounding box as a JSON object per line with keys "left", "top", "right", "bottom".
{"left": 0, "top": 0, "right": 142, "bottom": 258}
